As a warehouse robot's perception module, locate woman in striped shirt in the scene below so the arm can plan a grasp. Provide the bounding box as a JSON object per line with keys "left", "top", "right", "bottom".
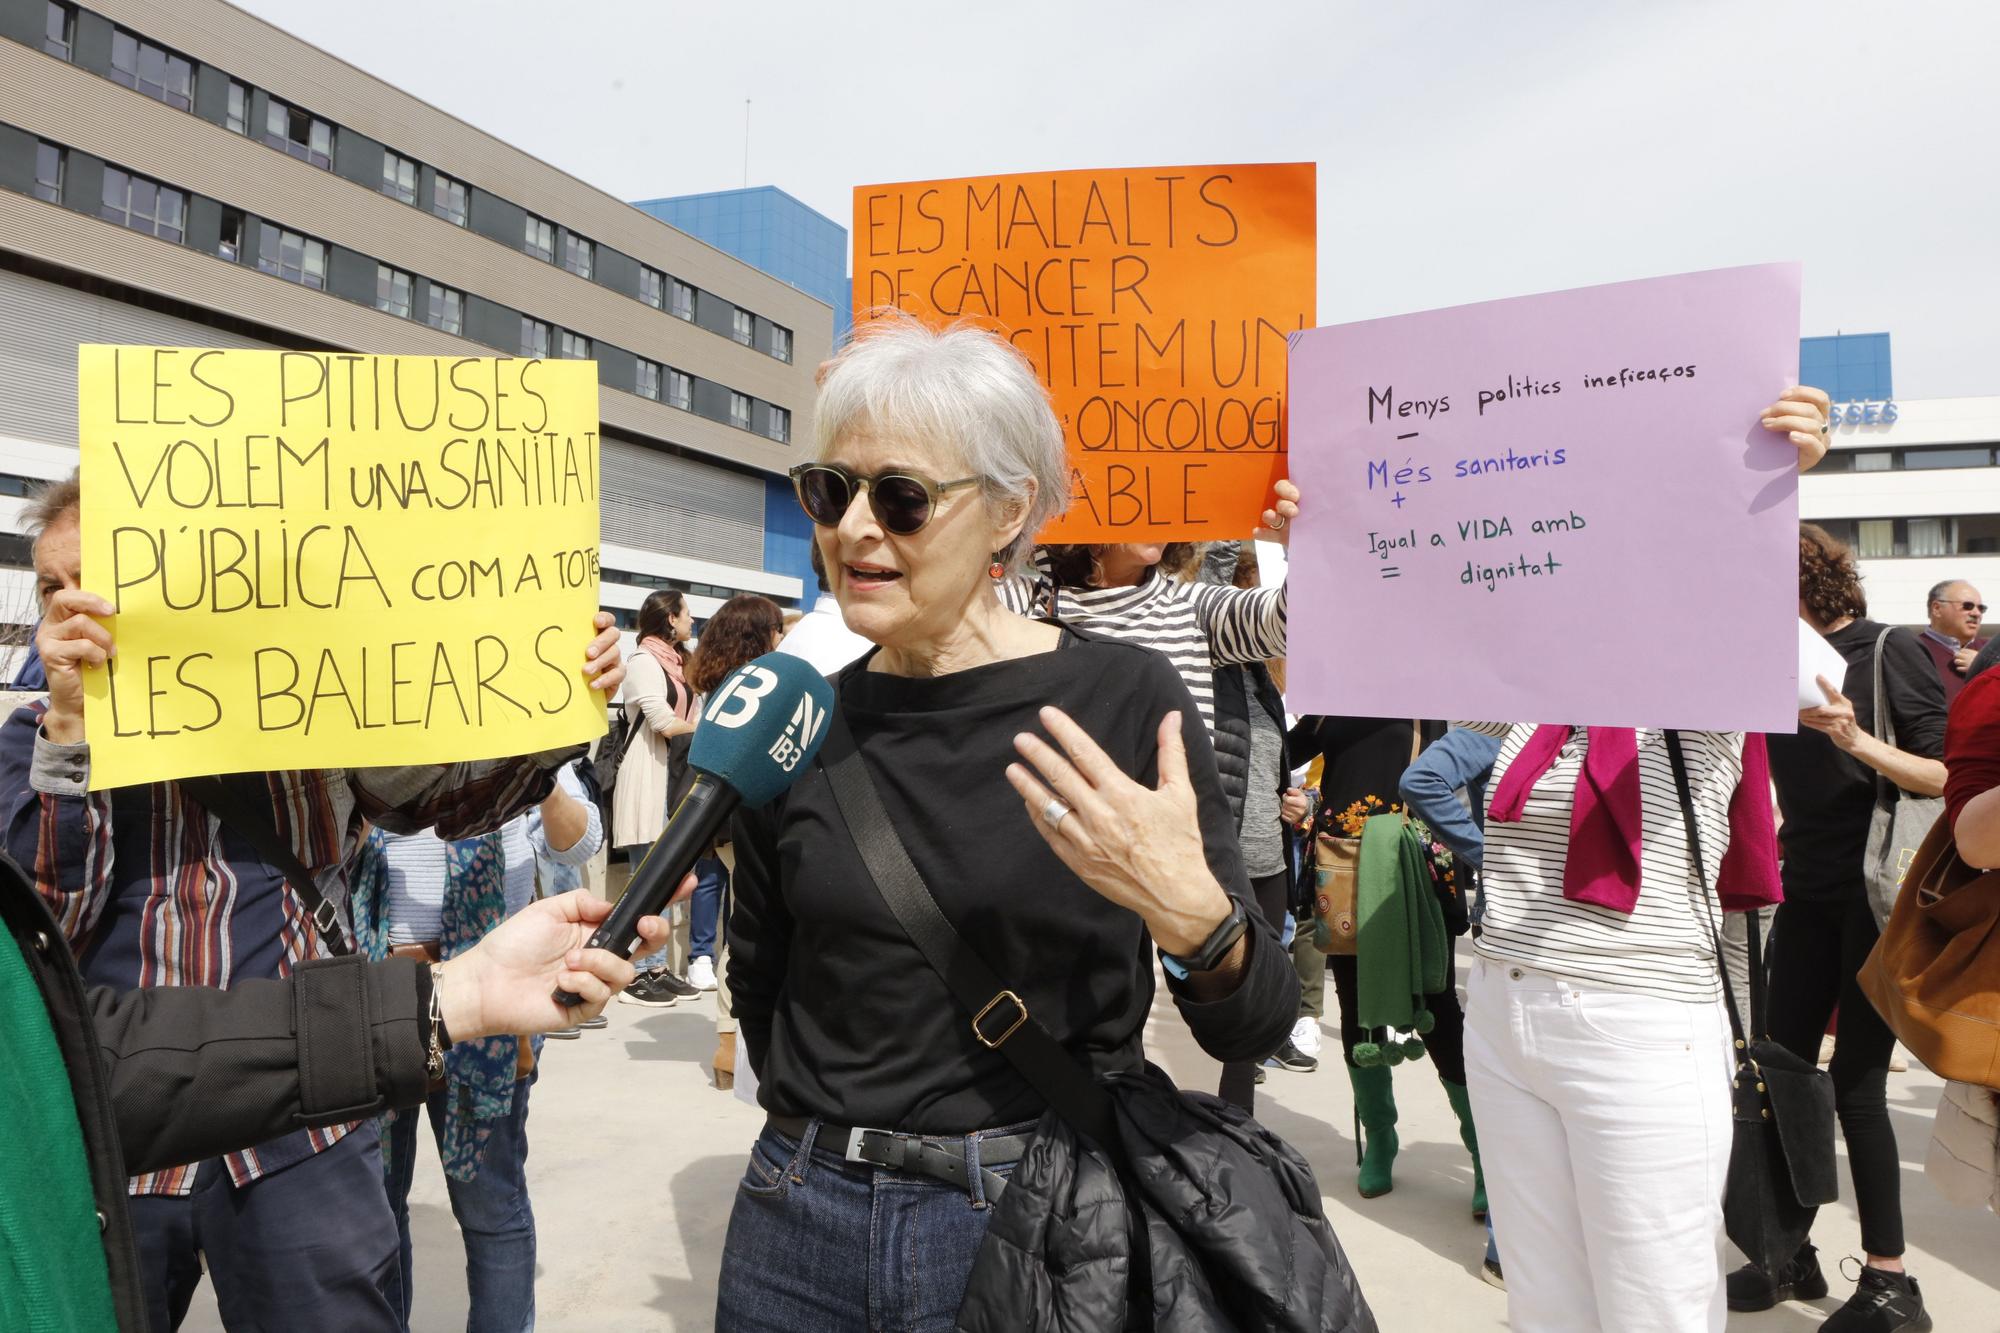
{"left": 1461, "top": 385, "right": 1833, "bottom": 1333}
{"left": 999, "top": 485, "right": 1297, "bottom": 798}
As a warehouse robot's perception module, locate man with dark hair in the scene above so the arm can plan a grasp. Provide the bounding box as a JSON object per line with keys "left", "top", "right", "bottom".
{"left": 6, "top": 471, "right": 629, "bottom": 1330}
{"left": 1919, "top": 579, "right": 1987, "bottom": 703}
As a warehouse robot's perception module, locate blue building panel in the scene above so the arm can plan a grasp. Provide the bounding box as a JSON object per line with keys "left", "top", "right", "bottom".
{"left": 763, "top": 474, "right": 819, "bottom": 600}
{"left": 632, "top": 186, "right": 850, "bottom": 341}
{"left": 1799, "top": 332, "right": 1892, "bottom": 403}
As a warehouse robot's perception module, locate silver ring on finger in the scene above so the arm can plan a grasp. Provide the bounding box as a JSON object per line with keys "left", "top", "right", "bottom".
{"left": 1267, "top": 516, "right": 1286, "bottom": 531}
{"left": 1041, "top": 797, "right": 1071, "bottom": 833}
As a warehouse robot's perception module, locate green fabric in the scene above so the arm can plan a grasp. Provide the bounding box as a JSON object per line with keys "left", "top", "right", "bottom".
{"left": 0, "top": 929, "right": 118, "bottom": 1331}
{"left": 1355, "top": 814, "right": 1450, "bottom": 1030}
{"left": 1347, "top": 1063, "right": 1399, "bottom": 1198}
{"left": 1442, "top": 1079, "right": 1487, "bottom": 1218}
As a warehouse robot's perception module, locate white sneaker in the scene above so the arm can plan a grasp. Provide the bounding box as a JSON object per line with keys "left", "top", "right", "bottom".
{"left": 1290, "top": 1016, "right": 1322, "bottom": 1059}
{"left": 688, "top": 956, "right": 717, "bottom": 991}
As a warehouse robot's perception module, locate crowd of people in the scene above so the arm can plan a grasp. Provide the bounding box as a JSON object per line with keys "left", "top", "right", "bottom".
{"left": 7, "top": 313, "right": 2000, "bottom": 1333}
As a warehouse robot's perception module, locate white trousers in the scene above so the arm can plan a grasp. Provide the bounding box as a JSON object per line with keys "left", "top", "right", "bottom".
{"left": 1465, "top": 957, "right": 1733, "bottom": 1333}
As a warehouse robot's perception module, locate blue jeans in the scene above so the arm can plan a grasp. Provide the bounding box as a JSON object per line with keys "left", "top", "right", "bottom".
{"left": 691, "top": 855, "right": 728, "bottom": 960}
{"left": 384, "top": 1072, "right": 537, "bottom": 1332}
{"left": 715, "top": 1119, "right": 1026, "bottom": 1331}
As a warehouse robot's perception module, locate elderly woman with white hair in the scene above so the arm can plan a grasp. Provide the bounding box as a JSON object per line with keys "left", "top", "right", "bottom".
{"left": 717, "top": 316, "right": 1297, "bottom": 1329}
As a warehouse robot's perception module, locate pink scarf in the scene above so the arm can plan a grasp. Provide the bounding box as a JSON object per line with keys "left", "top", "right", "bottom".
{"left": 640, "top": 635, "right": 695, "bottom": 722}
{"left": 1487, "top": 727, "right": 1780, "bottom": 913}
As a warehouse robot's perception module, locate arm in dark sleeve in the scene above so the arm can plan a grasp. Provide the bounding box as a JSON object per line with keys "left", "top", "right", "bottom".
{"left": 725, "top": 797, "right": 793, "bottom": 1079}
{"left": 1285, "top": 715, "right": 1330, "bottom": 767}
{"left": 1884, "top": 628, "right": 1949, "bottom": 760}
{"left": 1399, "top": 729, "right": 1503, "bottom": 867}
{"left": 89, "top": 956, "right": 432, "bottom": 1176}
{"left": 351, "top": 749, "right": 575, "bottom": 839}
{"left": 1, "top": 704, "right": 117, "bottom": 947}
{"left": 1148, "top": 658, "right": 1294, "bottom": 1063}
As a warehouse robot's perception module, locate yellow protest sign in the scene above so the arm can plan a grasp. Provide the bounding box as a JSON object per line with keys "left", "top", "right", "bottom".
{"left": 77, "top": 347, "right": 605, "bottom": 789}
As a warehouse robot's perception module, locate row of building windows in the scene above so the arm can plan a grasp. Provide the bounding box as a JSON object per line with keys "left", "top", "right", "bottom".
{"left": 34, "top": 1, "right": 795, "bottom": 364}
{"left": 1816, "top": 442, "right": 2000, "bottom": 474}
{"left": 23, "top": 133, "right": 793, "bottom": 445}
{"left": 1815, "top": 514, "right": 2000, "bottom": 559}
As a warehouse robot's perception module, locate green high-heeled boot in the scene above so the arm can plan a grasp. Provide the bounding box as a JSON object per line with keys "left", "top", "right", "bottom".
{"left": 1442, "top": 1079, "right": 1486, "bottom": 1219}
{"left": 1347, "top": 1063, "right": 1399, "bottom": 1199}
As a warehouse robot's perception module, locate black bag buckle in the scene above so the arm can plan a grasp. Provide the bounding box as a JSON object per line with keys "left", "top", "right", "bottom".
{"left": 311, "top": 896, "right": 343, "bottom": 942}
{"left": 972, "top": 990, "right": 1028, "bottom": 1049}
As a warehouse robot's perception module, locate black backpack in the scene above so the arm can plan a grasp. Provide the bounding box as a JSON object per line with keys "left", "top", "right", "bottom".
{"left": 589, "top": 709, "right": 643, "bottom": 833}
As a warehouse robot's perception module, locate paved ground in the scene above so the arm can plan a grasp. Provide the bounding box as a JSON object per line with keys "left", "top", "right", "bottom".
{"left": 186, "top": 950, "right": 2000, "bottom": 1331}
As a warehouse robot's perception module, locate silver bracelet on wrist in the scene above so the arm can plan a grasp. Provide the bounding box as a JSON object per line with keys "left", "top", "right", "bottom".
{"left": 426, "top": 963, "right": 448, "bottom": 1082}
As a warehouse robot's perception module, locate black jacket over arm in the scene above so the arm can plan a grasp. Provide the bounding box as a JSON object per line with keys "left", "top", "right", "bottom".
{"left": 3, "top": 852, "right": 431, "bottom": 1333}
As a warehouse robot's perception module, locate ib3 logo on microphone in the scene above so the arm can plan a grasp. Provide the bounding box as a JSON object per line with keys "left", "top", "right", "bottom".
{"left": 704, "top": 666, "right": 779, "bottom": 729}
{"left": 703, "top": 664, "right": 829, "bottom": 772}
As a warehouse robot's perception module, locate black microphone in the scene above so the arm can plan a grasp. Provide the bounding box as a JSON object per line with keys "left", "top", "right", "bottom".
{"left": 555, "top": 651, "right": 834, "bottom": 1005}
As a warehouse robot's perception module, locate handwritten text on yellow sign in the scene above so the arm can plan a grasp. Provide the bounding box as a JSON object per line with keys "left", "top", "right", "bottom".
{"left": 78, "top": 347, "right": 605, "bottom": 788}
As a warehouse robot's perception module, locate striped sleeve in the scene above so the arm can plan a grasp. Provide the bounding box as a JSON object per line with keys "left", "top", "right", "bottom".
{"left": 1186, "top": 579, "right": 1288, "bottom": 665}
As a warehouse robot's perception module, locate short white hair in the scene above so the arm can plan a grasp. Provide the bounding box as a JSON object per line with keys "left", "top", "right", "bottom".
{"left": 815, "top": 313, "right": 1067, "bottom": 569}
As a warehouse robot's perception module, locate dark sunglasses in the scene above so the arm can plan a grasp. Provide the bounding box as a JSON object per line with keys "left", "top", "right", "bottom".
{"left": 1936, "top": 598, "right": 1989, "bottom": 613}
{"left": 789, "top": 462, "right": 980, "bottom": 536}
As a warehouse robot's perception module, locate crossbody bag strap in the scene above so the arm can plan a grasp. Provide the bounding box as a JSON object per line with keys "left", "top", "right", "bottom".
{"left": 179, "top": 774, "right": 352, "bottom": 956}
{"left": 1664, "top": 731, "right": 1751, "bottom": 1047}
{"left": 1869, "top": 626, "right": 1901, "bottom": 811}
{"left": 817, "top": 699, "right": 1118, "bottom": 1147}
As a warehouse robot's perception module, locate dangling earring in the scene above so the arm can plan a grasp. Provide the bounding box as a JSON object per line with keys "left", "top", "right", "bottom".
{"left": 988, "top": 552, "right": 1006, "bottom": 580}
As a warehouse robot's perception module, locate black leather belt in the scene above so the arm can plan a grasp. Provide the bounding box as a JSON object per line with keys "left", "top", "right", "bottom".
{"left": 767, "top": 1115, "right": 1030, "bottom": 1202}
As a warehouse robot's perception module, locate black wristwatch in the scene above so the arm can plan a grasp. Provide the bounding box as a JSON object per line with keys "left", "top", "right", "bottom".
{"left": 1159, "top": 898, "right": 1250, "bottom": 978}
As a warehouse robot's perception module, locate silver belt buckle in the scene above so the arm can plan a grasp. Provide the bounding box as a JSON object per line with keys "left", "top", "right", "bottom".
{"left": 846, "top": 1126, "right": 895, "bottom": 1166}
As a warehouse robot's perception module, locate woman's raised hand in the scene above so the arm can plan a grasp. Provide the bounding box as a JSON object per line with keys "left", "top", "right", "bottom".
{"left": 1005, "top": 707, "right": 1232, "bottom": 957}
{"left": 1761, "top": 385, "right": 1833, "bottom": 473}
{"left": 1254, "top": 479, "right": 1301, "bottom": 547}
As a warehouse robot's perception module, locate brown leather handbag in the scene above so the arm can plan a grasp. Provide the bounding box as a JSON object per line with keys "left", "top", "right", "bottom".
{"left": 1859, "top": 813, "right": 2000, "bottom": 1088}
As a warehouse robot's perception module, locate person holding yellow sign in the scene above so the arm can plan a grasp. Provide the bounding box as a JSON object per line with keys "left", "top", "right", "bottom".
{"left": 1, "top": 472, "right": 627, "bottom": 1332}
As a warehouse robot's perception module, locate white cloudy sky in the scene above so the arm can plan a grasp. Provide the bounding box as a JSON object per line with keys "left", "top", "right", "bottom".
{"left": 239, "top": 0, "right": 1998, "bottom": 397}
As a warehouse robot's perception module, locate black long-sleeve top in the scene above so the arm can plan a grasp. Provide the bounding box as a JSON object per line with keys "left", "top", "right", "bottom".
{"left": 728, "top": 634, "right": 1296, "bottom": 1134}
{"left": 1287, "top": 716, "right": 1441, "bottom": 814}
{"left": 1768, "top": 619, "right": 1948, "bottom": 900}
{"left": 5, "top": 857, "right": 431, "bottom": 1333}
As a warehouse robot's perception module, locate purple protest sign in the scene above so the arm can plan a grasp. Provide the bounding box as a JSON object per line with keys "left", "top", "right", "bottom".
{"left": 1286, "top": 263, "right": 1803, "bottom": 732}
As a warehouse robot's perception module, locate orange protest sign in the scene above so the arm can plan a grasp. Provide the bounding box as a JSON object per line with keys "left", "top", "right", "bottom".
{"left": 853, "top": 164, "right": 1316, "bottom": 541}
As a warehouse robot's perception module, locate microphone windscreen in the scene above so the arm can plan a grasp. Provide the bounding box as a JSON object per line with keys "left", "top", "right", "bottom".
{"left": 687, "top": 650, "right": 837, "bottom": 806}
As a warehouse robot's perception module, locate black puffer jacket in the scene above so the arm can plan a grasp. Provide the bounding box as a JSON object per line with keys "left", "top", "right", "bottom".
{"left": 956, "top": 1063, "right": 1378, "bottom": 1332}
{"left": 1212, "top": 660, "right": 1291, "bottom": 828}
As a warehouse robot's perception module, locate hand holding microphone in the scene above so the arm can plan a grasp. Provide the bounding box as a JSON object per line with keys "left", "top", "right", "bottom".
{"left": 555, "top": 651, "right": 835, "bottom": 1005}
